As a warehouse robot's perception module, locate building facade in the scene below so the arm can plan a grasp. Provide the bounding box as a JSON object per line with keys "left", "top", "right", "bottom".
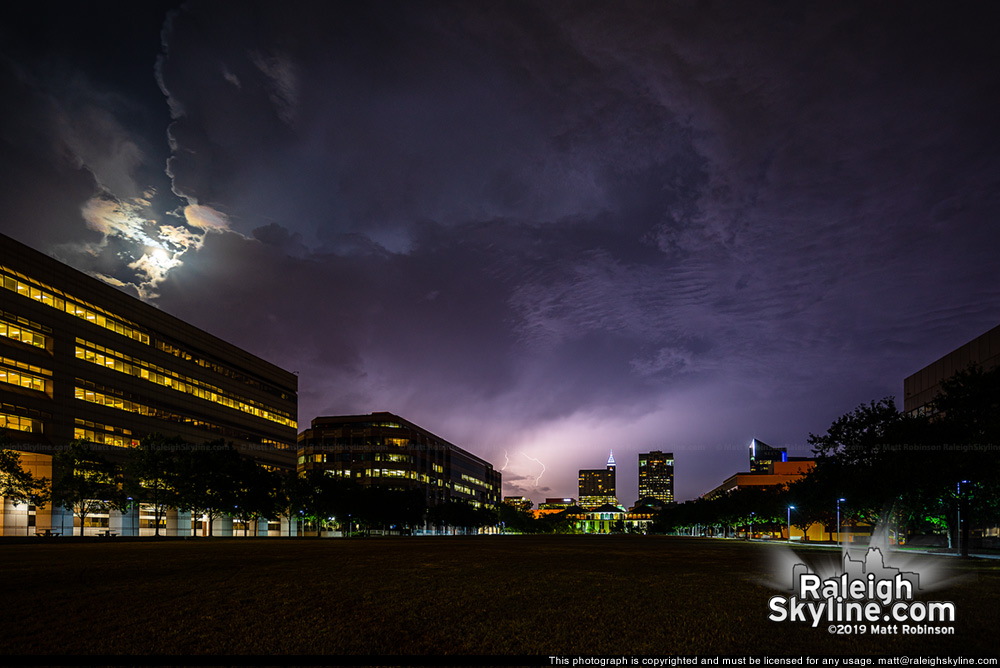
{"left": 578, "top": 451, "right": 617, "bottom": 508}
{"left": 565, "top": 503, "right": 625, "bottom": 534}
{"left": 297, "top": 412, "right": 501, "bottom": 511}
{"left": 903, "top": 323, "right": 1000, "bottom": 415}
{"left": 0, "top": 233, "right": 298, "bottom": 536}
{"left": 638, "top": 450, "right": 674, "bottom": 504}
{"left": 703, "top": 459, "right": 815, "bottom": 500}
{"left": 625, "top": 504, "right": 658, "bottom": 533}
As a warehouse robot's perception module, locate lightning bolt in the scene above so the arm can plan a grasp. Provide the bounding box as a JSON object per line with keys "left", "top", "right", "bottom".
{"left": 502, "top": 450, "right": 510, "bottom": 471}
{"left": 521, "top": 453, "right": 546, "bottom": 487}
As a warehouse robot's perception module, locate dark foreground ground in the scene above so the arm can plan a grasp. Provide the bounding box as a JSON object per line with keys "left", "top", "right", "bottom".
{"left": 0, "top": 535, "right": 996, "bottom": 657}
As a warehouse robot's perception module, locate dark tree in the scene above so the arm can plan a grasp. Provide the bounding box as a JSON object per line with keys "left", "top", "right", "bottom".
{"left": 298, "top": 468, "right": 344, "bottom": 534}
{"left": 498, "top": 501, "right": 536, "bottom": 533}
{"left": 361, "top": 486, "right": 426, "bottom": 532}
{"left": 427, "top": 500, "right": 489, "bottom": 533}
{"left": 806, "top": 397, "right": 922, "bottom": 529}
{"left": 801, "top": 377, "right": 1000, "bottom": 553}
{"left": 808, "top": 397, "right": 903, "bottom": 465}
{"left": 51, "top": 441, "right": 122, "bottom": 536}
{"left": 123, "top": 433, "right": 184, "bottom": 537}
{"left": 932, "top": 364, "right": 1000, "bottom": 445}
{"left": 175, "top": 442, "right": 240, "bottom": 537}
{"left": 928, "top": 365, "right": 1000, "bottom": 555}
{"left": 277, "top": 470, "right": 312, "bottom": 537}
{"left": 785, "top": 475, "right": 836, "bottom": 541}
{"left": 233, "top": 458, "right": 282, "bottom": 536}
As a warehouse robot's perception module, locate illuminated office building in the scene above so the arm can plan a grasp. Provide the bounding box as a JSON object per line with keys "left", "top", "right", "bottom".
{"left": 638, "top": 450, "right": 674, "bottom": 504}
{"left": 0, "top": 233, "right": 297, "bottom": 536}
{"left": 703, "top": 459, "right": 815, "bottom": 500}
{"left": 297, "top": 412, "right": 501, "bottom": 510}
{"left": 534, "top": 497, "right": 576, "bottom": 519}
{"left": 748, "top": 438, "right": 786, "bottom": 473}
{"left": 578, "top": 451, "right": 617, "bottom": 509}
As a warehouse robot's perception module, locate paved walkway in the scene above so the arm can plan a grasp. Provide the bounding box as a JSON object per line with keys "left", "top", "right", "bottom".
{"left": 738, "top": 537, "right": 1000, "bottom": 559}
{"left": 890, "top": 547, "right": 1000, "bottom": 559}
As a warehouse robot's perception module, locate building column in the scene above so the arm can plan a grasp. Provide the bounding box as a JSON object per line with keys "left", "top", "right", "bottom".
{"left": 213, "top": 516, "right": 233, "bottom": 537}
{"left": 109, "top": 508, "right": 124, "bottom": 536}
{"left": 280, "top": 516, "right": 298, "bottom": 537}
{"left": 1, "top": 498, "right": 29, "bottom": 536}
{"left": 51, "top": 505, "right": 75, "bottom": 536}
{"left": 119, "top": 504, "right": 139, "bottom": 536}
{"left": 167, "top": 509, "right": 191, "bottom": 537}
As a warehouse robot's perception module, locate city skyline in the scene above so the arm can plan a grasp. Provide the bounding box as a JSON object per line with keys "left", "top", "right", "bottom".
{"left": 2, "top": 2, "right": 999, "bottom": 503}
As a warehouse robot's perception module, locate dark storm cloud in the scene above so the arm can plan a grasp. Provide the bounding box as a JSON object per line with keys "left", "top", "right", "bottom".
{"left": 155, "top": 1, "right": 702, "bottom": 246}
{"left": 0, "top": 61, "right": 104, "bottom": 250}
{"left": 2, "top": 1, "right": 999, "bottom": 501}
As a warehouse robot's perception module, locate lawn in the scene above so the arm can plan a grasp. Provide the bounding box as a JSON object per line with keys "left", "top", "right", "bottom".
{"left": 0, "top": 535, "right": 996, "bottom": 658}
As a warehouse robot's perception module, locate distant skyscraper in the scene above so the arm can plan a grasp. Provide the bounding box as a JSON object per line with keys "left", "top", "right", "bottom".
{"left": 749, "top": 438, "right": 786, "bottom": 473}
{"left": 638, "top": 451, "right": 674, "bottom": 504}
{"left": 578, "top": 450, "right": 617, "bottom": 508}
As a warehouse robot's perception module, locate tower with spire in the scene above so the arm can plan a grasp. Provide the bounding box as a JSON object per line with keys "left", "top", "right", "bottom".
{"left": 578, "top": 450, "right": 618, "bottom": 509}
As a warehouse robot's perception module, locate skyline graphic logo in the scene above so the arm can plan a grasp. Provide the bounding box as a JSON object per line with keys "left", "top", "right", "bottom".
{"left": 769, "top": 547, "right": 956, "bottom": 636}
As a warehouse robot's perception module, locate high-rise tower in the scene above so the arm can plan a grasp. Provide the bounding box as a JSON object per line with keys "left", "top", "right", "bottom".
{"left": 638, "top": 451, "right": 674, "bottom": 504}
{"left": 578, "top": 450, "right": 617, "bottom": 509}
{"left": 749, "top": 439, "right": 786, "bottom": 473}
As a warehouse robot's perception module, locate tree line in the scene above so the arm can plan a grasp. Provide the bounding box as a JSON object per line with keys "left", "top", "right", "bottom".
{"left": 649, "top": 365, "right": 1000, "bottom": 554}
{"left": 0, "top": 436, "right": 498, "bottom": 536}
{"left": 4, "top": 365, "right": 996, "bottom": 542}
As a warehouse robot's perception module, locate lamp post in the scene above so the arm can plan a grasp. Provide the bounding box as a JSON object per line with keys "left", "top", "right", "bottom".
{"left": 787, "top": 505, "right": 795, "bottom": 543}
{"left": 127, "top": 497, "right": 134, "bottom": 536}
{"left": 957, "top": 480, "right": 970, "bottom": 557}
{"left": 836, "top": 498, "right": 846, "bottom": 549}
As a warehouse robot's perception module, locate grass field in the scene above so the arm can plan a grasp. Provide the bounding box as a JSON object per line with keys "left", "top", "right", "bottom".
{"left": 0, "top": 535, "right": 997, "bottom": 657}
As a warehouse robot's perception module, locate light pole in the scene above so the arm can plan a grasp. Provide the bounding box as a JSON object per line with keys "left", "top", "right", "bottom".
{"left": 836, "top": 498, "right": 846, "bottom": 549}
{"left": 787, "top": 505, "right": 795, "bottom": 543}
{"left": 127, "top": 497, "right": 134, "bottom": 536}
{"left": 957, "top": 480, "right": 970, "bottom": 557}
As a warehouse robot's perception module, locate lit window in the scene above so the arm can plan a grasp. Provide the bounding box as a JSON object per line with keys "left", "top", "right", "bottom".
{"left": 0, "top": 319, "right": 48, "bottom": 349}
{"left": 0, "top": 412, "right": 42, "bottom": 433}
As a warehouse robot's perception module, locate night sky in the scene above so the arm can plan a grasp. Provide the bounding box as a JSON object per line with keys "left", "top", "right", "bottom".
{"left": 2, "top": 1, "right": 999, "bottom": 505}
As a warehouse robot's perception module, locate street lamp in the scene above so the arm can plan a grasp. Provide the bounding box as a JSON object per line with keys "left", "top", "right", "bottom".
{"left": 836, "top": 498, "right": 846, "bottom": 549}
{"left": 957, "top": 480, "right": 971, "bottom": 556}
{"left": 787, "top": 505, "right": 796, "bottom": 543}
